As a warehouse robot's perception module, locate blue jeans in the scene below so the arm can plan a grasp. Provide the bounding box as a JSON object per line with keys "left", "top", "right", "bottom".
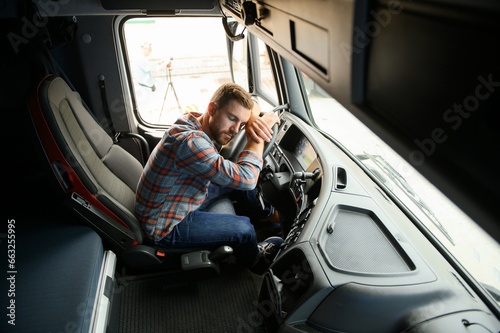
{"left": 157, "top": 185, "right": 274, "bottom": 266}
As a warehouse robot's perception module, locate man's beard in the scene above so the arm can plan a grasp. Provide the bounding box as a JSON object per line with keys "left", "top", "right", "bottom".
{"left": 216, "top": 131, "right": 234, "bottom": 146}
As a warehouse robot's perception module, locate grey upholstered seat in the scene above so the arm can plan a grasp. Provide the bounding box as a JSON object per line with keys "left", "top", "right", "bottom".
{"left": 39, "top": 75, "right": 145, "bottom": 245}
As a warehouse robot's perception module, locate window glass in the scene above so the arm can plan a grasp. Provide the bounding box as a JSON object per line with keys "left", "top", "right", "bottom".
{"left": 123, "top": 17, "right": 232, "bottom": 125}
{"left": 231, "top": 33, "right": 276, "bottom": 111}
{"left": 303, "top": 71, "right": 500, "bottom": 304}
{"left": 231, "top": 29, "right": 248, "bottom": 92}
{"left": 255, "top": 38, "right": 278, "bottom": 105}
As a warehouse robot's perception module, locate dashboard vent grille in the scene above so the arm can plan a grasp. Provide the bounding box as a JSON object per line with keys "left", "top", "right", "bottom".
{"left": 323, "top": 209, "right": 412, "bottom": 274}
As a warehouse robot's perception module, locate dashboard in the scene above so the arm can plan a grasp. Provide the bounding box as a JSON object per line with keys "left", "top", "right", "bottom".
{"left": 258, "top": 111, "right": 500, "bottom": 333}
{"left": 266, "top": 117, "right": 322, "bottom": 214}
{"left": 293, "top": 135, "right": 317, "bottom": 170}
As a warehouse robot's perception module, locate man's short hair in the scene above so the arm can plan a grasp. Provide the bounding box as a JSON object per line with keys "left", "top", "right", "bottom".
{"left": 210, "top": 83, "right": 254, "bottom": 111}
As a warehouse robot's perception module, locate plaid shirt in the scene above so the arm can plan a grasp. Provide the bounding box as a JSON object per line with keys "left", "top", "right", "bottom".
{"left": 135, "top": 112, "right": 262, "bottom": 242}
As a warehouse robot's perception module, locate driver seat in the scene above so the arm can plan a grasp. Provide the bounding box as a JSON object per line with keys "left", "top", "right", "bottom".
{"left": 28, "top": 74, "right": 231, "bottom": 272}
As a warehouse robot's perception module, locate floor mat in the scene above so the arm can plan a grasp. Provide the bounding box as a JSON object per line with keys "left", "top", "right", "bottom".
{"left": 117, "top": 264, "right": 268, "bottom": 333}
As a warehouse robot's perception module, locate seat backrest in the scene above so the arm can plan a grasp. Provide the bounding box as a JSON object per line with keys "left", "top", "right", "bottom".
{"left": 30, "top": 75, "right": 145, "bottom": 250}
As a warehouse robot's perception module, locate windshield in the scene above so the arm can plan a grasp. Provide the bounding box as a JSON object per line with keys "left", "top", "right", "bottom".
{"left": 303, "top": 72, "right": 500, "bottom": 304}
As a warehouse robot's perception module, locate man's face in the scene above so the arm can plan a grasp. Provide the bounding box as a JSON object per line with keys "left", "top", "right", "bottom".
{"left": 209, "top": 100, "right": 251, "bottom": 146}
{"left": 141, "top": 45, "right": 152, "bottom": 57}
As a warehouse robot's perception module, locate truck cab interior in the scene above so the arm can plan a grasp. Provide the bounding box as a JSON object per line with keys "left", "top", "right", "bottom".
{"left": 1, "top": 1, "right": 499, "bottom": 332}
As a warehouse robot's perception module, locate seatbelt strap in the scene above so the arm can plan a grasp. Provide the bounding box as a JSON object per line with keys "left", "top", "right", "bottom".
{"left": 97, "top": 74, "right": 151, "bottom": 163}
{"left": 97, "top": 74, "right": 118, "bottom": 141}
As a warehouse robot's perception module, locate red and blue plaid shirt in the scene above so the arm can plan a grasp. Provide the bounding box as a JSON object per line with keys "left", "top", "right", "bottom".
{"left": 135, "top": 112, "right": 262, "bottom": 242}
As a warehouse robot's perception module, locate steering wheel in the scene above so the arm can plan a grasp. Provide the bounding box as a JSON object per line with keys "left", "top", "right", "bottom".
{"left": 220, "top": 122, "right": 279, "bottom": 161}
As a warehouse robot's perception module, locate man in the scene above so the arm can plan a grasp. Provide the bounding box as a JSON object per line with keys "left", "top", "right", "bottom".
{"left": 134, "top": 41, "right": 162, "bottom": 92}
{"left": 132, "top": 42, "right": 167, "bottom": 123}
{"left": 135, "top": 83, "right": 283, "bottom": 274}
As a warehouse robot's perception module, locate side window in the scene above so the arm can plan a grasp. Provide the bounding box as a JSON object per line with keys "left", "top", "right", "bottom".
{"left": 123, "top": 17, "right": 232, "bottom": 125}
{"left": 255, "top": 38, "right": 278, "bottom": 106}
{"left": 231, "top": 28, "right": 249, "bottom": 92}
{"left": 231, "top": 32, "right": 278, "bottom": 111}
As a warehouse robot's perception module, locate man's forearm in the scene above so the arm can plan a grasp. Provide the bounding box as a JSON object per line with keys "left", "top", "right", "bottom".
{"left": 243, "top": 136, "right": 264, "bottom": 157}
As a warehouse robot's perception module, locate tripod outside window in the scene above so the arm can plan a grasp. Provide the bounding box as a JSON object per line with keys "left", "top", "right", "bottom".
{"left": 159, "top": 57, "right": 182, "bottom": 123}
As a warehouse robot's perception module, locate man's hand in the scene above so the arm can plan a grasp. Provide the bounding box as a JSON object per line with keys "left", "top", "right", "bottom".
{"left": 245, "top": 111, "right": 280, "bottom": 143}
